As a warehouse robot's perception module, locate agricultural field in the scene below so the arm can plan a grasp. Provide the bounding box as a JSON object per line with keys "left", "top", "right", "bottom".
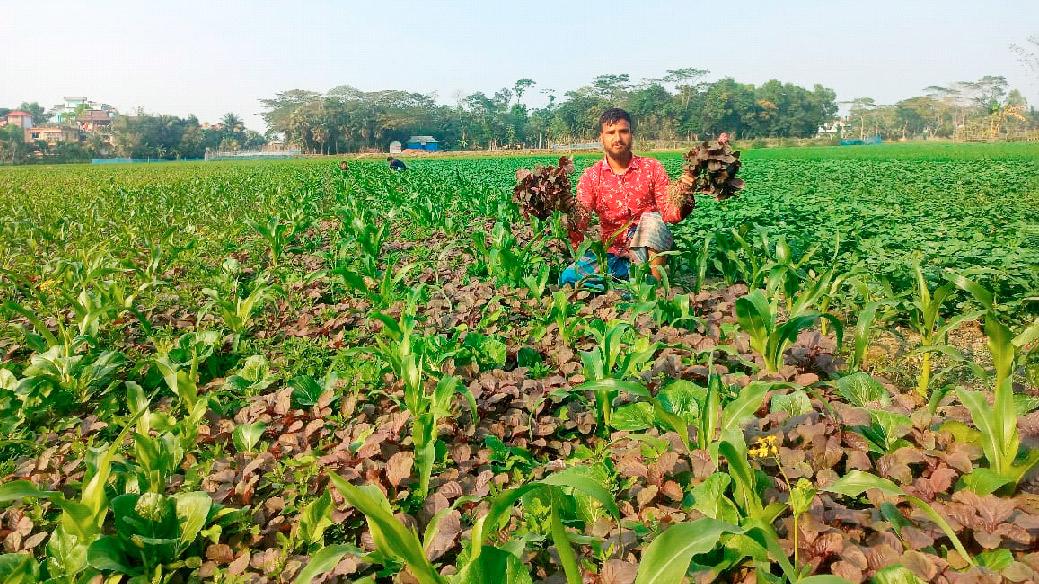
{"left": 0, "top": 142, "right": 1038, "bottom": 584}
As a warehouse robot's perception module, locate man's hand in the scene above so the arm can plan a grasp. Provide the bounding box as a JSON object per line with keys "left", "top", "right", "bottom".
{"left": 678, "top": 172, "right": 696, "bottom": 190}
{"left": 668, "top": 179, "right": 696, "bottom": 220}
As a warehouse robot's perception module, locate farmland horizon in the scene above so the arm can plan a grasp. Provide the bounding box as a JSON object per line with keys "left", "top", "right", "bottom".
{"left": 3, "top": 0, "right": 1038, "bottom": 134}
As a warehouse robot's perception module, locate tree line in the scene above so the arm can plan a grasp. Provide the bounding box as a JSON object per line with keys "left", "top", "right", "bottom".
{"left": 262, "top": 70, "right": 1038, "bottom": 154}
{"left": 842, "top": 76, "right": 1036, "bottom": 141}
{"left": 108, "top": 112, "right": 266, "bottom": 160}
{"left": 260, "top": 70, "right": 841, "bottom": 153}
{"left": 2, "top": 60, "right": 1036, "bottom": 163}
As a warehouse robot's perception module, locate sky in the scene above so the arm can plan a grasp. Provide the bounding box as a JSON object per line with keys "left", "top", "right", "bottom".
{"left": 2, "top": 0, "right": 1037, "bottom": 132}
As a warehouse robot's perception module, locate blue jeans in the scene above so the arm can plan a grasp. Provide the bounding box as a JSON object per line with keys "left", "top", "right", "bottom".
{"left": 560, "top": 251, "right": 630, "bottom": 289}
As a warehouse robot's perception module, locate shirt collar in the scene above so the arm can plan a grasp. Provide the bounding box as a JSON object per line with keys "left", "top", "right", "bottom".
{"left": 600, "top": 153, "right": 641, "bottom": 174}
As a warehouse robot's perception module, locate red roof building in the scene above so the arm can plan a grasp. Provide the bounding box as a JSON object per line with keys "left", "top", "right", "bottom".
{"left": 6, "top": 111, "right": 34, "bottom": 129}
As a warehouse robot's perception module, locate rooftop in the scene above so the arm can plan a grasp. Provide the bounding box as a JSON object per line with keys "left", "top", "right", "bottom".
{"left": 78, "top": 110, "right": 112, "bottom": 122}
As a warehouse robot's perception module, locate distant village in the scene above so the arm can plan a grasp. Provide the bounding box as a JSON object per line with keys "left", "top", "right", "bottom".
{"left": 0, "top": 97, "right": 278, "bottom": 164}
{"left": 0, "top": 96, "right": 451, "bottom": 164}
{"left": 1, "top": 97, "right": 118, "bottom": 149}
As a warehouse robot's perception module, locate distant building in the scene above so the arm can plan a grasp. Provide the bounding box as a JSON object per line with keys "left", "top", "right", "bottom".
{"left": 389, "top": 140, "right": 402, "bottom": 154}
{"left": 817, "top": 119, "right": 849, "bottom": 137}
{"left": 27, "top": 125, "right": 81, "bottom": 146}
{"left": 5, "top": 111, "right": 34, "bottom": 130}
{"left": 405, "top": 135, "right": 438, "bottom": 151}
{"left": 48, "top": 97, "right": 117, "bottom": 124}
{"left": 77, "top": 109, "right": 113, "bottom": 132}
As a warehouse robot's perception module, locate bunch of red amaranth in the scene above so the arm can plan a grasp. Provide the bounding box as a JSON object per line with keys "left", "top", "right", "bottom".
{"left": 513, "top": 156, "right": 591, "bottom": 233}
{"left": 669, "top": 139, "right": 745, "bottom": 218}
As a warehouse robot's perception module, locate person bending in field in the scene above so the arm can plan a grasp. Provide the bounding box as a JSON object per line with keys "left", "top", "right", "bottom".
{"left": 387, "top": 156, "right": 407, "bottom": 171}
{"left": 561, "top": 107, "right": 691, "bottom": 287}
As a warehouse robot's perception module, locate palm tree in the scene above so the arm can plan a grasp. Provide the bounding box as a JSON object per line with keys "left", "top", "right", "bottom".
{"left": 221, "top": 113, "right": 245, "bottom": 134}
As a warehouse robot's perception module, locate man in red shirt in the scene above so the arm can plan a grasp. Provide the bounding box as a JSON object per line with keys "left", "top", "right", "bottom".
{"left": 561, "top": 108, "right": 689, "bottom": 287}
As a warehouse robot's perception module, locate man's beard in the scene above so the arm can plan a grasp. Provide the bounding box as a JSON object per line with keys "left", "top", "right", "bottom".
{"left": 607, "top": 142, "right": 632, "bottom": 156}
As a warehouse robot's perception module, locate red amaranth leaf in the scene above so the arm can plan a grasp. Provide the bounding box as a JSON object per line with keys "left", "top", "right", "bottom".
{"left": 513, "top": 156, "right": 576, "bottom": 221}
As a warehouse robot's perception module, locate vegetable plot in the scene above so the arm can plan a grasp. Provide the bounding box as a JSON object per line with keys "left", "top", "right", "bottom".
{"left": 0, "top": 144, "right": 1037, "bottom": 583}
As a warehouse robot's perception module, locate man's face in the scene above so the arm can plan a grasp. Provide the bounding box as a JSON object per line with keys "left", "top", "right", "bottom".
{"left": 600, "top": 119, "right": 632, "bottom": 157}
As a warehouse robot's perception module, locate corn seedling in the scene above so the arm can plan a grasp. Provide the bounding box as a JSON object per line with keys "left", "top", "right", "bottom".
{"left": 306, "top": 465, "right": 615, "bottom": 584}
{"left": 248, "top": 214, "right": 294, "bottom": 267}
{"left": 575, "top": 321, "right": 658, "bottom": 435}
{"left": 734, "top": 288, "right": 842, "bottom": 373}
{"left": 372, "top": 308, "right": 478, "bottom": 502}
{"left": 202, "top": 272, "right": 280, "bottom": 351}
{"left": 905, "top": 258, "right": 982, "bottom": 397}
{"left": 956, "top": 314, "right": 1039, "bottom": 494}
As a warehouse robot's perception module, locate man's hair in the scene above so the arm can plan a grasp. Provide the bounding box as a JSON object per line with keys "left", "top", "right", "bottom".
{"left": 387, "top": 156, "right": 393, "bottom": 160}
{"left": 599, "top": 107, "right": 632, "bottom": 130}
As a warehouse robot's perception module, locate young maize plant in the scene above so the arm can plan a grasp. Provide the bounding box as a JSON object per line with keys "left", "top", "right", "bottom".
{"left": 734, "top": 288, "right": 842, "bottom": 373}
{"left": 294, "top": 464, "right": 617, "bottom": 584}
{"left": 372, "top": 308, "right": 478, "bottom": 502}
{"left": 955, "top": 313, "right": 1039, "bottom": 494}
{"left": 575, "top": 321, "right": 658, "bottom": 436}
{"left": 905, "top": 258, "right": 982, "bottom": 398}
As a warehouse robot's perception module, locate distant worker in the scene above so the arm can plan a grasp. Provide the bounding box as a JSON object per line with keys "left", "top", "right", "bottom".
{"left": 718, "top": 132, "right": 730, "bottom": 145}
{"left": 387, "top": 156, "right": 407, "bottom": 171}
{"left": 338, "top": 160, "right": 349, "bottom": 172}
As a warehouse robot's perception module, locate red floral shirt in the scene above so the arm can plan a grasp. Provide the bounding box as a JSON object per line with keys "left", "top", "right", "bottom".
{"left": 569, "top": 154, "right": 681, "bottom": 255}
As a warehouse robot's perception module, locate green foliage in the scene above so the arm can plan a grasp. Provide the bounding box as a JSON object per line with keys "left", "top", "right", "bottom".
{"left": 850, "top": 409, "right": 912, "bottom": 454}
{"left": 86, "top": 491, "right": 221, "bottom": 577}
{"left": 849, "top": 301, "right": 884, "bottom": 370}
{"left": 769, "top": 389, "right": 813, "bottom": 418}
{"left": 327, "top": 474, "right": 442, "bottom": 584}
{"left": 232, "top": 421, "right": 267, "bottom": 453}
{"left": 289, "top": 370, "right": 340, "bottom": 408}
{"left": 292, "top": 544, "right": 360, "bottom": 584}
{"left": 904, "top": 258, "right": 983, "bottom": 397}
{"left": 127, "top": 381, "right": 207, "bottom": 493}
{"left": 470, "top": 221, "right": 551, "bottom": 289}
{"left": 871, "top": 566, "right": 926, "bottom": 584}
{"left": 832, "top": 372, "right": 890, "bottom": 407}
{"left": 547, "top": 290, "right": 582, "bottom": 345}
{"left": 248, "top": 214, "right": 295, "bottom": 267}
{"left": 0, "top": 553, "right": 39, "bottom": 583}
{"left": 485, "top": 435, "right": 537, "bottom": 474}
{"left": 634, "top": 519, "right": 739, "bottom": 584}
{"left": 223, "top": 354, "right": 276, "bottom": 398}
{"left": 295, "top": 491, "right": 334, "bottom": 549}
{"left": 371, "top": 307, "right": 478, "bottom": 501}
{"left": 321, "top": 465, "right": 615, "bottom": 584}
{"left": 734, "top": 288, "right": 842, "bottom": 373}
{"left": 202, "top": 269, "right": 280, "bottom": 350}
{"left": 575, "top": 321, "right": 657, "bottom": 435}
{"left": 956, "top": 314, "right": 1039, "bottom": 493}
